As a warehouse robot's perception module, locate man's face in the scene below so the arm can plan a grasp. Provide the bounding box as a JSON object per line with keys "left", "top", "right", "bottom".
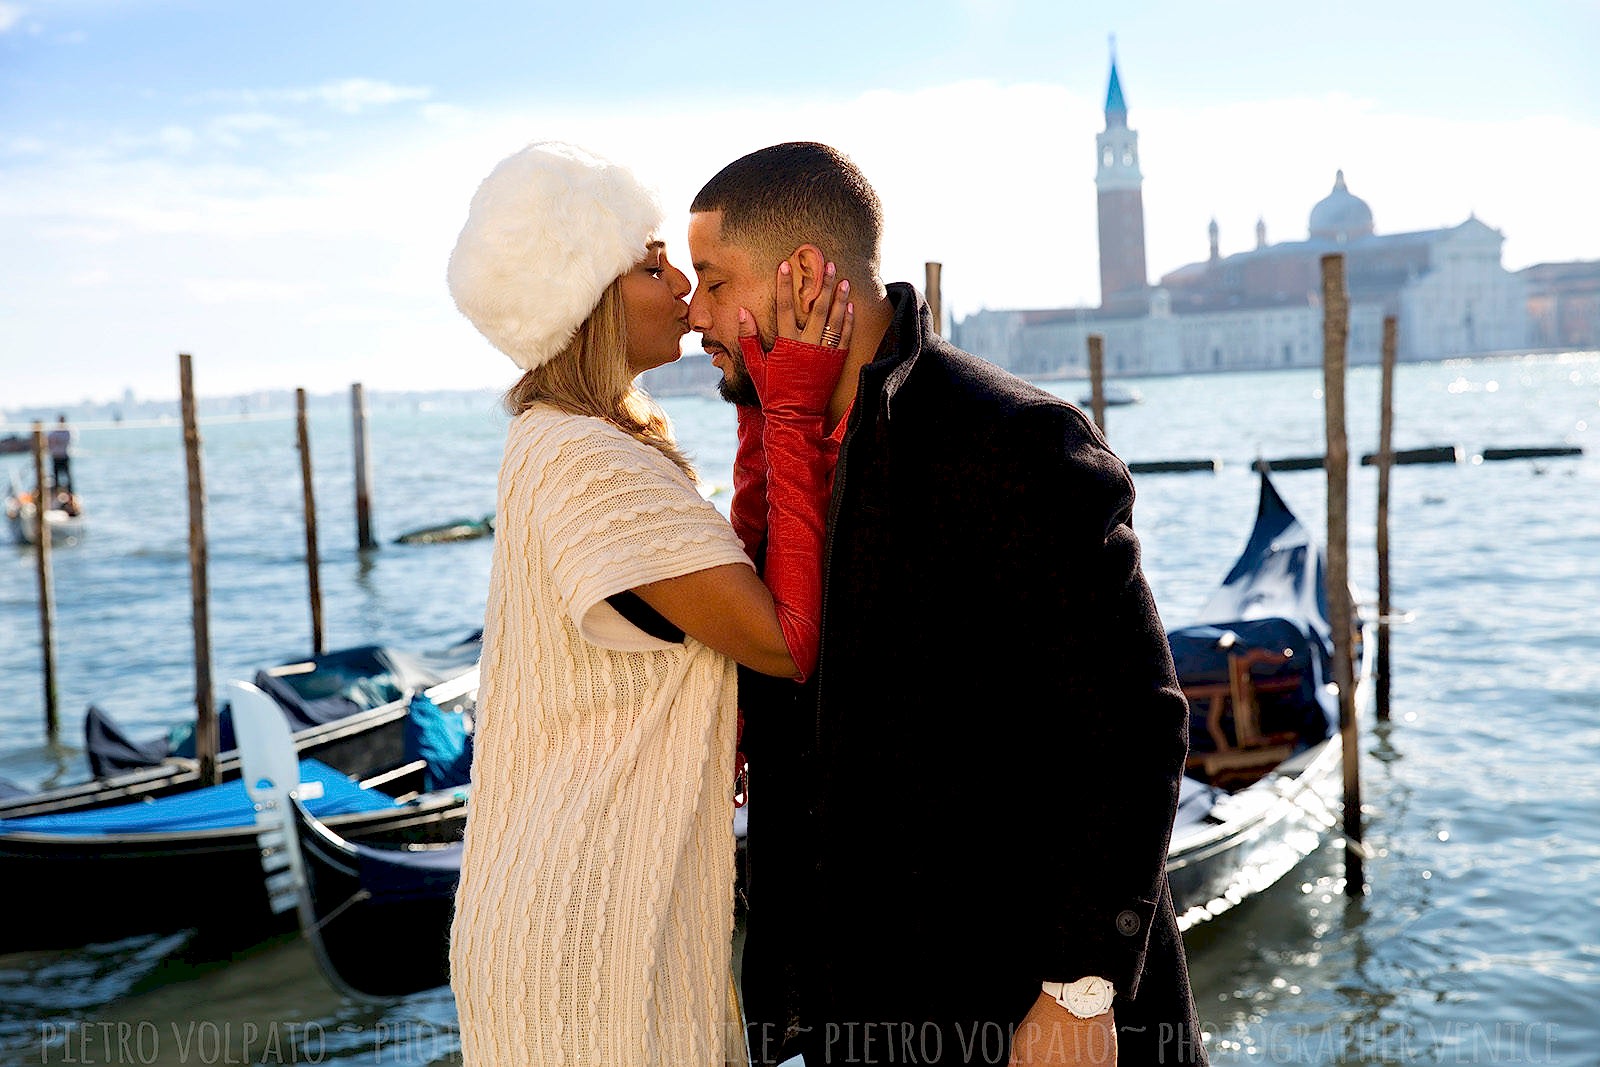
{"left": 687, "top": 210, "right": 775, "bottom": 407}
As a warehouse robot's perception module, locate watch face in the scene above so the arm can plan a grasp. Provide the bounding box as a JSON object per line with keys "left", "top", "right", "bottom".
{"left": 1066, "top": 977, "right": 1115, "bottom": 1017}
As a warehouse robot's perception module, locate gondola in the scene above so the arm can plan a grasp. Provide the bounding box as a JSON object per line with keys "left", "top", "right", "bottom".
{"left": 235, "top": 680, "right": 464, "bottom": 998}
{"left": 0, "top": 633, "right": 480, "bottom": 822}
{"left": 1163, "top": 470, "right": 1373, "bottom": 929}
{"left": 0, "top": 671, "right": 476, "bottom": 952}
{"left": 240, "top": 471, "right": 1369, "bottom": 997}
{"left": 1077, "top": 383, "right": 1144, "bottom": 407}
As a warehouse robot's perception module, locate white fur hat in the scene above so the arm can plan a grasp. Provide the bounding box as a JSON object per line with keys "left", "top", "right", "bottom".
{"left": 448, "top": 141, "right": 662, "bottom": 371}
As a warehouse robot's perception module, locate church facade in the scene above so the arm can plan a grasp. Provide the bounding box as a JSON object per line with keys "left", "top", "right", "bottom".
{"left": 951, "top": 58, "right": 1559, "bottom": 378}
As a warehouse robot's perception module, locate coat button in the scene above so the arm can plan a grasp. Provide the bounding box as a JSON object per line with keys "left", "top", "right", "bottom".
{"left": 1115, "top": 909, "right": 1141, "bottom": 936}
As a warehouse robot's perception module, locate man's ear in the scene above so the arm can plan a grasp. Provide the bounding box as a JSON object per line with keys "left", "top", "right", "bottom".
{"left": 787, "top": 245, "right": 828, "bottom": 328}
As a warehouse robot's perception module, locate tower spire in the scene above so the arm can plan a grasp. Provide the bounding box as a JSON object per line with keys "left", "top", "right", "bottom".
{"left": 1105, "top": 44, "right": 1128, "bottom": 128}
{"left": 1095, "top": 40, "right": 1147, "bottom": 310}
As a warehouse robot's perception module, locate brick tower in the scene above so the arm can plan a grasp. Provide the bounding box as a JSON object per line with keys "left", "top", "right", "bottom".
{"left": 1095, "top": 52, "right": 1149, "bottom": 312}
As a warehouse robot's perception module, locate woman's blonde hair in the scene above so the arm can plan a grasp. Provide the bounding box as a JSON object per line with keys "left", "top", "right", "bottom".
{"left": 503, "top": 278, "right": 694, "bottom": 478}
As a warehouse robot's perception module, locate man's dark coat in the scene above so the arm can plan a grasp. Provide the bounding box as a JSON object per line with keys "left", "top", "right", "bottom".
{"left": 741, "top": 285, "right": 1207, "bottom": 1066}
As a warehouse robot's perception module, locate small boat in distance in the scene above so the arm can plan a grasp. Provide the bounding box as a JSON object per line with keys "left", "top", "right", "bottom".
{"left": 394, "top": 513, "right": 494, "bottom": 545}
{"left": 1078, "top": 383, "right": 1143, "bottom": 407}
{"left": 5, "top": 475, "right": 86, "bottom": 546}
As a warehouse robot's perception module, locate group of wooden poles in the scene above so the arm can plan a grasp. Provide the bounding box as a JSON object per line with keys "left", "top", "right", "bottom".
{"left": 23, "top": 254, "right": 1389, "bottom": 891}
{"left": 24, "top": 363, "right": 381, "bottom": 788}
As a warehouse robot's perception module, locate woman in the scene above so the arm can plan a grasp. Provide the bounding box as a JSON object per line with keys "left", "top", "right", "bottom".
{"left": 444, "top": 142, "right": 851, "bottom": 1066}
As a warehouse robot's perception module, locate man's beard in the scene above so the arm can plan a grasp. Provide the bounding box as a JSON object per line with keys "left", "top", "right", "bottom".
{"left": 715, "top": 345, "right": 760, "bottom": 407}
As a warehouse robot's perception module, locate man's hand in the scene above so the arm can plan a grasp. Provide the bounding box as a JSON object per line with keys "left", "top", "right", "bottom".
{"left": 1009, "top": 993, "right": 1117, "bottom": 1066}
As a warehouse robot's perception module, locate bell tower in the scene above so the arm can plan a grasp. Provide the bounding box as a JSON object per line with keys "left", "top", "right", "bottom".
{"left": 1095, "top": 47, "right": 1149, "bottom": 312}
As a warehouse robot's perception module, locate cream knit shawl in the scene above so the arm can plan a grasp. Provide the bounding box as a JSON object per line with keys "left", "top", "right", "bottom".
{"left": 451, "top": 405, "right": 751, "bottom": 1066}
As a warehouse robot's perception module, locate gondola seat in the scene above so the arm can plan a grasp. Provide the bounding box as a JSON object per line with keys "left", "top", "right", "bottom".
{"left": 1169, "top": 618, "right": 1333, "bottom": 789}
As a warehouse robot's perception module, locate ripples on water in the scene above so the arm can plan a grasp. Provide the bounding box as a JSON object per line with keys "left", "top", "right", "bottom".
{"left": 2, "top": 353, "right": 1596, "bottom": 1064}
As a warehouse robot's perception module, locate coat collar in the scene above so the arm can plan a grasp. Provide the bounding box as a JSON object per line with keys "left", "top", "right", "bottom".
{"left": 858, "top": 281, "right": 933, "bottom": 423}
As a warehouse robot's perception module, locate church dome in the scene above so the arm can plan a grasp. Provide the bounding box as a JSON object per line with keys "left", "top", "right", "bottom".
{"left": 1309, "top": 170, "right": 1374, "bottom": 242}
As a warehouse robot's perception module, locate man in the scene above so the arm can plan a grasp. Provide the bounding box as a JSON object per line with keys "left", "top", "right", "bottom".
{"left": 47, "top": 415, "right": 74, "bottom": 495}
{"left": 688, "top": 143, "right": 1205, "bottom": 1067}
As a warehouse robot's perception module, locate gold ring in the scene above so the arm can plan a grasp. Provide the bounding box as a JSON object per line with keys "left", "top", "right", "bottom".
{"left": 820, "top": 327, "right": 842, "bottom": 347}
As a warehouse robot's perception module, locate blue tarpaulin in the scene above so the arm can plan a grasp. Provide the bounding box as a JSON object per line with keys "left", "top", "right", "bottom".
{"left": 0, "top": 759, "right": 395, "bottom": 836}
{"left": 1167, "top": 473, "right": 1340, "bottom": 752}
{"left": 402, "top": 692, "right": 473, "bottom": 792}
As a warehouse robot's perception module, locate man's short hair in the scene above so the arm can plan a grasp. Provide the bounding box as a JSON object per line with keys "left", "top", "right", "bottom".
{"left": 691, "top": 142, "right": 882, "bottom": 279}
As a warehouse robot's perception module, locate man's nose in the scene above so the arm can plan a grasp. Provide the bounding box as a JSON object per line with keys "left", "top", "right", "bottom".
{"left": 687, "top": 287, "right": 711, "bottom": 332}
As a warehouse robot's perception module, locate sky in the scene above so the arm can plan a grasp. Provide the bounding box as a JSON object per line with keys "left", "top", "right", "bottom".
{"left": 3, "top": 0, "right": 1598, "bottom": 408}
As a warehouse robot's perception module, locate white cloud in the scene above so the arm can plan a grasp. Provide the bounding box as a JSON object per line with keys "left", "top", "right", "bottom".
{"left": 419, "top": 102, "right": 472, "bottom": 124}
{"left": 184, "top": 278, "right": 314, "bottom": 303}
{"left": 310, "top": 78, "right": 431, "bottom": 114}
{"left": 36, "top": 222, "right": 120, "bottom": 244}
{"left": 206, "top": 111, "right": 326, "bottom": 151}
{"left": 203, "top": 78, "right": 433, "bottom": 115}
{"left": 156, "top": 125, "right": 196, "bottom": 153}
{"left": 0, "top": 3, "right": 23, "bottom": 33}
{"left": 6, "top": 78, "right": 1598, "bottom": 405}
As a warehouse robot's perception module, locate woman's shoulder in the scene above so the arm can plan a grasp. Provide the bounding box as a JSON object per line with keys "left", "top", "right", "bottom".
{"left": 509, "top": 402, "right": 631, "bottom": 453}
{"left": 506, "top": 404, "right": 690, "bottom": 484}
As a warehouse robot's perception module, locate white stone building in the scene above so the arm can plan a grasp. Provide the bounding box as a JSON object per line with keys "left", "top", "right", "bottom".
{"left": 951, "top": 58, "right": 1531, "bottom": 377}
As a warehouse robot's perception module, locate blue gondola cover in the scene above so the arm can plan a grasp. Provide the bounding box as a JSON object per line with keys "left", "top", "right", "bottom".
{"left": 0, "top": 759, "right": 395, "bottom": 836}
{"left": 402, "top": 693, "right": 474, "bottom": 792}
{"left": 82, "top": 635, "right": 482, "bottom": 776}
{"left": 1167, "top": 473, "right": 1340, "bottom": 752}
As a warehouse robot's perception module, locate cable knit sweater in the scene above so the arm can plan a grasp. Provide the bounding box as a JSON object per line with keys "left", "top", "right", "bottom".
{"left": 451, "top": 404, "right": 752, "bottom": 1066}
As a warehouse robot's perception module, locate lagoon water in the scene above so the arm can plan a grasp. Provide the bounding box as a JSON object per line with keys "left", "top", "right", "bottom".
{"left": 2, "top": 352, "right": 1597, "bottom": 1065}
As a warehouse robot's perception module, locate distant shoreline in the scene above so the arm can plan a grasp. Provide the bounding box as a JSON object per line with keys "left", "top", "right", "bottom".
{"left": 5, "top": 347, "right": 1595, "bottom": 429}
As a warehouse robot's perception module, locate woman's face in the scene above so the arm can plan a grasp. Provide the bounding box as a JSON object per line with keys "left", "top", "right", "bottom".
{"left": 621, "top": 241, "right": 692, "bottom": 376}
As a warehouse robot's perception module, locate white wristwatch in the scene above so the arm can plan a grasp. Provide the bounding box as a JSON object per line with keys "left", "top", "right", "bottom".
{"left": 1042, "top": 976, "right": 1115, "bottom": 1019}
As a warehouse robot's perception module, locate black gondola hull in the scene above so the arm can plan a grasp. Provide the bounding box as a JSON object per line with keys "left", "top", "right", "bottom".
{"left": 291, "top": 800, "right": 460, "bottom": 998}
{"left": 0, "top": 795, "right": 466, "bottom": 952}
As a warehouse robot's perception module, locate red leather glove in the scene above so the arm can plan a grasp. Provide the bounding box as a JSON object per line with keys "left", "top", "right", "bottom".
{"left": 739, "top": 334, "right": 847, "bottom": 682}
{"left": 729, "top": 404, "right": 768, "bottom": 560}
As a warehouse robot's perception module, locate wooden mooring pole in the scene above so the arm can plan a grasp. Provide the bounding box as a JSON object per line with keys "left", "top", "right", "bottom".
{"left": 351, "top": 382, "right": 377, "bottom": 551}
{"left": 30, "top": 424, "right": 59, "bottom": 739}
{"left": 1087, "top": 334, "right": 1107, "bottom": 434}
{"left": 179, "top": 354, "right": 219, "bottom": 786}
{"left": 296, "top": 389, "right": 325, "bottom": 657}
{"left": 1376, "top": 316, "right": 1397, "bottom": 721}
{"left": 1320, "top": 254, "right": 1364, "bottom": 893}
{"left": 924, "top": 261, "right": 943, "bottom": 337}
